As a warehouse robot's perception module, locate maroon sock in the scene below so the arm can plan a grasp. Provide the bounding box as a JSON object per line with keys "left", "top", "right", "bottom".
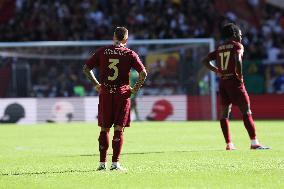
{"left": 98, "top": 131, "right": 109, "bottom": 162}
{"left": 242, "top": 113, "right": 256, "bottom": 140}
{"left": 112, "top": 130, "right": 124, "bottom": 162}
{"left": 220, "top": 118, "right": 231, "bottom": 143}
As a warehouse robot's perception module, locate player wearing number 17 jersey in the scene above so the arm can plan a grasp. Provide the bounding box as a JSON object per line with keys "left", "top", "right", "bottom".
{"left": 202, "top": 23, "right": 270, "bottom": 150}
{"left": 83, "top": 27, "right": 147, "bottom": 171}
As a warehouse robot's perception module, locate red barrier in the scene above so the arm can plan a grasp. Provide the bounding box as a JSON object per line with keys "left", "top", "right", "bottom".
{"left": 187, "top": 96, "right": 211, "bottom": 120}
{"left": 188, "top": 94, "right": 284, "bottom": 120}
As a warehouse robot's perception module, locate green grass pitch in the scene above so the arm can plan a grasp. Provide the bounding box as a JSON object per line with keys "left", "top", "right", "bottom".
{"left": 0, "top": 121, "right": 283, "bottom": 189}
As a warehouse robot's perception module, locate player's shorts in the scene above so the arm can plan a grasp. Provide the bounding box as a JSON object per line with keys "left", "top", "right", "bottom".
{"left": 98, "top": 88, "right": 131, "bottom": 128}
{"left": 219, "top": 78, "right": 250, "bottom": 107}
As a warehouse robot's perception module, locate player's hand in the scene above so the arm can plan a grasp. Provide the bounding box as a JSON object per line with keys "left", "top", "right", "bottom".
{"left": 95, "top": 84, "right": 101, "bottom": 93}
{"left": 238, "top": 77, "right": 244, "bottom": 83}
{"left": 216, "top": 72, "right": 222, "bottom": 77}
{"left": 236, "top": 74, "right": 244, "bottom": 83}
{"left": 216, "top": 68, "right": 222, "bottom": 77}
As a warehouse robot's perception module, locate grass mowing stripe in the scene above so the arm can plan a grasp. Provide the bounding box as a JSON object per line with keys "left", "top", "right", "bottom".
{"left": 0, "top": 121, "right": 283, "bottom": 189}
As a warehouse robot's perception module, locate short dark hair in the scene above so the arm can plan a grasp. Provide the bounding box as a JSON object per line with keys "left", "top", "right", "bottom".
{"left": 114, "top": 27, "right": 128, "bottom": 41}
{"left": 221, "top": 23, "right": 240, "bottom": 39}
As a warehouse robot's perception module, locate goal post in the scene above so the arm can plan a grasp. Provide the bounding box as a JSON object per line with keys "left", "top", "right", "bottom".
{"left": 0, "top": 39, "right": 217, "bottom": 120}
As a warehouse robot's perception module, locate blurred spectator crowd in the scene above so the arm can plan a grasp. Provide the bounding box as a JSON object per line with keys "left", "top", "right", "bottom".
{"left": 0, "top": 0, "right": 284, "bottom": 97}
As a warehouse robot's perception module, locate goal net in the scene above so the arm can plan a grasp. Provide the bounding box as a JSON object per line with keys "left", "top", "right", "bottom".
{"left": 0, "top": 39, "right": 216, "bottom": 122}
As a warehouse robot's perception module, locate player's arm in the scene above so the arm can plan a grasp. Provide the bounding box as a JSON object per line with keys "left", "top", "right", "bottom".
{"left": 130, "top": 52, "right": 147, "bottom": 94}
{"left": 235, "top": 54, "right": 243, "bottom": 82}
{"left": 83, "top": 50, "right": 101, "bottom": 92}
{"left": 131, "top": 69, "right": 147, "bottom": 95}
{"left": 82, "top": 65, "right": 101, "bottom": 92}
{"left": 235, "top": 44, "right": 244, "bottom": 82}
{"left": 202, "top": 57, "right": 219, "bottom": 73}
{"left": 201, "top": 51, "right": 221, "bottom": 76}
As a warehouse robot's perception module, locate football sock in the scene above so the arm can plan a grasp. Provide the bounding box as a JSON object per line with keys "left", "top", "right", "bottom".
{"left": 220, "top": 118, "right": 231, "bottom": 143}
{"left": 98, "top": 131, "right": 109, "bottom": 162}
{"left": 251, "top": 139, "right": 260, "bottom": 146}
{"left": 112, "top": 130, "right": 124, "bottom": 162}
{"left": 242, "top": 114, "right": 257, "bottom": 140}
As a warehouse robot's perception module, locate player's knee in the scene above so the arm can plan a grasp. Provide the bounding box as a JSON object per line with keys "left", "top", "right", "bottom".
{"left": 220, "top": 107, "right": 231, "bottom": 119}
{"left": 114, "top": 125, "right": 124, "bottom": 131}
{"left": 220, "top": 115, "right": 228, "bottom": 119}
{"left": 101, "top": 127, "right": 110, "bottom": 133}
{"left": 239, "top": 105, "right": 252, "bottom": 115}
{"left": 242, "top": 109, "right": 252, "bottom": 115}
{"left": 220, "top": 111, "right": 229, "bottom": 119}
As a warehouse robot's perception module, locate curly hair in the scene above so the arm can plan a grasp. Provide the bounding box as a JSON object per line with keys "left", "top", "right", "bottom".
{"left": 221, "top": 23, "right": 240, "bottom": 39}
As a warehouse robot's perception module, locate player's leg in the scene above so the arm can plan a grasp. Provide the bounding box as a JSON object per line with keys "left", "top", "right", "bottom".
{"left": 219, "top": 81, "right": 236, "bottom": 150}
{"left": 112, "top": 125, "right": 124, "bottom": 163}
{"left": 237, "top": 85, "right": 270, "bottom": 150}
{"left": 110, "top": 125, "right": 126, "bottom": 171}
{"left": 238, "top": 104, "right": 256, "bottom": 140}
{"left": 97, "top": 127, "right": 110, "bottom": 171}
{"left": 97, "top": 93, "right": 114, "bottom": 171}
{"left": 238, "top": 103, "right": 270, "bottom": 149}
{"left": 220, "top": 104, "right": 232, "bottom": 143}
{"left": 220, "top": 104, "right": 236, "bottom": 150}
{"left": 110, "top": 93, "right": 131, "bottom": 171}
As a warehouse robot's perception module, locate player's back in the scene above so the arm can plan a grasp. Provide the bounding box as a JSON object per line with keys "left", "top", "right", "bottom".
{"left": 215, "top": 40, "right": 243, "bottom": 78}
{"left": 98, "top": 45, "right": 135, "bottom": 86}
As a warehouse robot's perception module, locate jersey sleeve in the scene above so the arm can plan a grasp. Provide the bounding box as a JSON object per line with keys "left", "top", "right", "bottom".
{"left": 85, "top": 48, "right": 101, "bottom": 69}
{"left": 131, "top": 52, "right": 145, "bottom": 73}
{"left": 207, "top": 50, "right": 217, "bottom": 61}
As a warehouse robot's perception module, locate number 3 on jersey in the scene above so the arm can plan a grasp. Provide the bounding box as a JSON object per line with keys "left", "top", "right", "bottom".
{"left": 219, "top": 51, "right": 230, "bottom": 70}
{"left": 108, "top": 59, "right": 119, "bottom": 81}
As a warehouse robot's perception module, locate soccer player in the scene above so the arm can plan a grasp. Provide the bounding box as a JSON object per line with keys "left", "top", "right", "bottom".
{"left": 83, "top": 27, "right": 147, "bottom": 171}
{"left": 202, "top": 23, "right": 270, "bottom": 150}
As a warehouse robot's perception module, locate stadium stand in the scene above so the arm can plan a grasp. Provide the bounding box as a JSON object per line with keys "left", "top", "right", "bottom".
{"left": 0, "top": 0, "right": 284, "bottom": 97}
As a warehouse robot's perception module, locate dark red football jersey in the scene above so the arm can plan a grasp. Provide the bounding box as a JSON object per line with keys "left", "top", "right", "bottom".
{"left": 207, "top": 40, "right": 244, "bottom": 79}
{"left": 86, "top": 45, "right": 145, "bottom": 86}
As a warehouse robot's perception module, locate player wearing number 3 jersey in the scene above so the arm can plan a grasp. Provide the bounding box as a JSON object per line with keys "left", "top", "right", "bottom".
{"left": 83, "top": 27, "right": 147, "bottom": 171}
{"left": 202, "top": 23, "right": 270, "bottom": 151}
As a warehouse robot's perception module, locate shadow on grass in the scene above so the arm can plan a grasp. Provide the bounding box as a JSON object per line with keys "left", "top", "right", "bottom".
{"left": 72, "top": 149, "right": 222, "bottom": 157}
{"left": 1, "top": 149, "right": 221, "bottom": 177}
{"left": 1, "top": 169, "right": 97, "bottom": 177}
